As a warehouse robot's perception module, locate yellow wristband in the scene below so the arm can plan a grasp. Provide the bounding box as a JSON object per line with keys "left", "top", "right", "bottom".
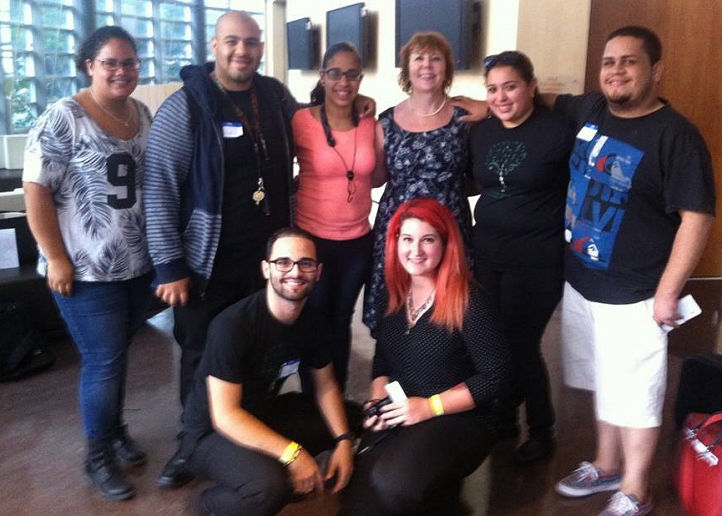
{"left": 429, "top": 394, "right": 445, "bottom": 416}
{"left": 279, "top": 441, "right": 302, "bottom": 466}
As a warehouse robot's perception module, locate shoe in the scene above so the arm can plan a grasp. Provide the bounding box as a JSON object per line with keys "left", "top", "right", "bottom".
{"left": 599, "top": 491, "right": 653, "bottom": 516}
{"left": 86, "top": 439, "right": 135, "bottom": 501}
{"left": 112, "top": 425, "right": 147, "bottom": 466}
{"left": 555, "top": 461, "right": 622, "bottom": 497}
{"left": 512, "top": 434, "right": 555, "bottom": 464}
{"left": 157, "top": 449, "right": 195, "bottom": 489}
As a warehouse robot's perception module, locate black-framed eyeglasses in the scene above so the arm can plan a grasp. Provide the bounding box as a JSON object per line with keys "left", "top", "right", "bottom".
{"left": 94, "top": 58, "right": 141, "bottom": 72}
{"left": 323, "top": 68, "right": 363, "bottom": 81}
{"left": 268, "top": 257, "right": 319, "bottom": 273}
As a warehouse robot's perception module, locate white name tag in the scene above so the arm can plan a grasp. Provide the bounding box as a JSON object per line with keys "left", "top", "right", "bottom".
{"left": 577, "top": 123, "right": 598, "bottom": 142}
{"left": 222, "top": 122, "right": 244, "bottom": 138}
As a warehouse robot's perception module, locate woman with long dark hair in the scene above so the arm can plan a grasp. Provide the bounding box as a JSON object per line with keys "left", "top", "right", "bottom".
{"left": 469, "top": 50, "right": 574, "bottom": 462}
{"left": 293, "top": 42, "right": 382, "bottom": 390}
{"left": 342, "top": 198, "right": 510, "bottom": 515}
{"left": 23, "top": 26, "right": 152, "bottom": 500}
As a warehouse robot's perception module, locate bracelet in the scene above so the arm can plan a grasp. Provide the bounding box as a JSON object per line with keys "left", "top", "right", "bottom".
{"left": 279, "top": 441, "right": 302, "bottom": 466}
{"left": 429, "top": 394, "right": 445, "bottom": 416}
{"left": 334, "top": 432, "right": 354, "bottom": 444}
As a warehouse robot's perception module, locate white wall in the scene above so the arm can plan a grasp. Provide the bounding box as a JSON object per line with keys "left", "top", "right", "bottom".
{"left": 281, "top": 0, "right": 591, "bottom": 112}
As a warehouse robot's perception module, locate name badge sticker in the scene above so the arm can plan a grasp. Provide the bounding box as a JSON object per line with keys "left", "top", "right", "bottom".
{"left": 577, "top": 123, "right": 598, "bottom": 142}
{"left": 222, "top": 122, "right": 244, "bottom": 138}
{"left": 278, "top": 359, "right": 300, "bottom": 380}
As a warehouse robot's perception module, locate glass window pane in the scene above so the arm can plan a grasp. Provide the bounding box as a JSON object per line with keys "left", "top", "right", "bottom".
{"left": 136, "top": 38, "right": 153, "bottom": 57}
{"left": 95, "top": 14, "right": 114, "bottom": 27}
{"left": 162, "top": 58, "right": 190, "bottom": 82}
{"left": 42, "top": 30, "right": 74, "bottom": 53}
{"left": 45, "top": 77, "right": 75, "bottom": 101}
{"left": 120, "top": 16, "right": 153, "bottom": 38}
{"left": 44, "top": 53, "right": 73, "bottom": 76}
{"left": 10, "top": 79, "right": 38, "bottom": 133}
{"left": 163, "top": 40, "right": 192, "bottom": 59}
{"left": 159, "top": 3, "right": 189, "bottom": 20}
{"left": 160, "top": 21, "right": 190, "bottom": 40}
{"left": 120, "top": 0, "right": 151, "bottom": 17}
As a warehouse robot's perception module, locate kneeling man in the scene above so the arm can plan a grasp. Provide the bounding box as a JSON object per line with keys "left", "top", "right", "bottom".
{"left": 180, "top": 227, "right": 355, "bottom": 515}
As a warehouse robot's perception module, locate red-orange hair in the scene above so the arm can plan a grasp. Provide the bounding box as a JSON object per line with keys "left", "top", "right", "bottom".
{"left": 384, "top": 198, "right": 470, "bottom": 332}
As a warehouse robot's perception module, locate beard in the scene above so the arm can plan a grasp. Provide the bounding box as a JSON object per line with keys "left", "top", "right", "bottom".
{"left": 269, "top": 276, "right": 315, "bottom": 302}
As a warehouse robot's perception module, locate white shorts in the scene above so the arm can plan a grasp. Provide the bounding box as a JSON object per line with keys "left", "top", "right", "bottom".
{"left": 561, "top": 282, "right": 667, "bottom": 428}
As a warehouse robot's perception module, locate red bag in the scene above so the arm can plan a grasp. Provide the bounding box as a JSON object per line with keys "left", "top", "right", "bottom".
{"left": 675, "top": 411, "right": 722, "bottom": 516}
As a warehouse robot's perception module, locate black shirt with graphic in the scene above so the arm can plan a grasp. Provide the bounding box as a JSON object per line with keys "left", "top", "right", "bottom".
{"left": 181, "top": 289, "right": 332, "bottom": 452}
{"left": 469, "top": 107, "right": 574, "bottom": 268}
{"left": 556, "top": 92, "right": 715, "bottom": 304}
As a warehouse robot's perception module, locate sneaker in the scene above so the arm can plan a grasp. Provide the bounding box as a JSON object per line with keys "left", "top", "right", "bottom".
{"left": 599, "top": 491, "right": 653, "bottom": 516}
{"left": 555, "top": 461, "right": 622, "bottom": 497}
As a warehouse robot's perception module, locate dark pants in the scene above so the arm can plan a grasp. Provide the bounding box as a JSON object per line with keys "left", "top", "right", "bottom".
{"left": 307, "top": 232, "right": 373, "bottom": 391}
{"left": 173, "top": 257, "right": 264, "bottom": 406}
{"left": 187, "top": 394, "right": 337, "bottom": 516}
{"left": 341, "top": 414, "right": 494, "bottom": 516}
{"left": 475, "top": 262, "right": 562, "bottom": 435}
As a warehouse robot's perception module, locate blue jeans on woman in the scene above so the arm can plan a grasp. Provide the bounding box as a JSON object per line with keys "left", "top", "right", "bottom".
{"left": 52, "top": 273, "right": 152, "bottom": 440}
{"left": 307, "top": 232, "right": 373, "bottom": 391}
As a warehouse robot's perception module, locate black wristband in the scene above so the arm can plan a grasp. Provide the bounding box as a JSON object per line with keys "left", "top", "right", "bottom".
{"left": 334, "top": 432, "right": 354, "bottom": 443}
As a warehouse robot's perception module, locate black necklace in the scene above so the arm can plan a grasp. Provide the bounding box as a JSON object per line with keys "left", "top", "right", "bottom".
{"left": 320, "top": 104, "right": 358, "bottom": 203}
{"left": 211, "top": 73, "right": 269, "bottom": 212}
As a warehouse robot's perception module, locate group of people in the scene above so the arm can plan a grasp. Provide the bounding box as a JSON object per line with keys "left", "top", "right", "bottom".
{"left": 22, "top": 8, "right": 715, "bottom": 516}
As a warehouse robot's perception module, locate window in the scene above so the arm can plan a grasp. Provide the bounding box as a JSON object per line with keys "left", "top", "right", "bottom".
{"left": 0, "top": 0, "right": 79, "bottom": 133}
{"left": 0, "top": 0, "right": 265, "bottom": 134}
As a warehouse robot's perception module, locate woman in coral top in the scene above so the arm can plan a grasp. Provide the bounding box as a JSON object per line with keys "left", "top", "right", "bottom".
{"left": 293, "top": 42, "right": 383, "bottom": 390}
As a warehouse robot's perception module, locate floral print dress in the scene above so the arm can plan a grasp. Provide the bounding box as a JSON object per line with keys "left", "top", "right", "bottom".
{"left": 362, "top": 106, "right": 472, "bottom": 334}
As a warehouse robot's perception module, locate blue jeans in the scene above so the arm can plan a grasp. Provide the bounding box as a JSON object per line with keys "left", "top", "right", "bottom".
{"left": 53, "top": 273, "right": 152, "bottom": 440}
{"left": 307, "top": 232, "right": 373, "bottom": 391}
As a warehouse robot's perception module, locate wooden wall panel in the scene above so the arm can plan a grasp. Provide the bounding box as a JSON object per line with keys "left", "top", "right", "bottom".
{"left": 585, "top": 0, "right": 722, "bottom": 276}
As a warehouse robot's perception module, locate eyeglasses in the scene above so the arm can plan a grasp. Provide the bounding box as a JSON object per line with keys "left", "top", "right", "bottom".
{"left": 323, "top": 68, "right": 363, "bottom": 81}
{"left": 268, "top": 257, "right": 319, "bottom": 273}
{"left": 94, "top": 58, "right": 141, "bottom": 72}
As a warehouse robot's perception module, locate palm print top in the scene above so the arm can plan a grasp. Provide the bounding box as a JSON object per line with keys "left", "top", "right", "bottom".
{"left": 23, "top": 97, "right": 152, "bottom": 281}
{"left": 362, "top": 106, "right": 472, "bottom": 334}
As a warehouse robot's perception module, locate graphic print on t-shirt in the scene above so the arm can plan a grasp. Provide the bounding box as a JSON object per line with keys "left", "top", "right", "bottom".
{"left": 484, "top": 141, "right": 527, "bottom": 199}
{"left": 565, "top": 124, "right": 644, "bottom": 269}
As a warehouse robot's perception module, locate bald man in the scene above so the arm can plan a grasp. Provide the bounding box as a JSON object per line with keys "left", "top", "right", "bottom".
{"left": 144, "top": 11, "right": 299, "bottom": 487}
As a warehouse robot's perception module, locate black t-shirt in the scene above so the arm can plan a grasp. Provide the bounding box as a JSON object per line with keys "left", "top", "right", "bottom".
{"left": 181, "top": 290, "right": 333, "bottom": 451}
{"left": 214, "top": 85, "right": 290, "bottom": 270}
{"left": 469, "top": 107, "right": 574, "bottom": 268}
{"left": 556, "top": 92, "right": 715, "bottom": 303}
{"left": 372, "top": 284, "right": 510, "bottom": 412}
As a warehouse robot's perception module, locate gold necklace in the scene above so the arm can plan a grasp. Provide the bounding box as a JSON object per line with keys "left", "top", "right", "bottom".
{"left": 408, "top": 95, "right": 448, "bottom": 117}
{"left": 89, "top": 88, "right": 133, "bottom": 127}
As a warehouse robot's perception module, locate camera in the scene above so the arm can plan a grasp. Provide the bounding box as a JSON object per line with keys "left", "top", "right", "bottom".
{"left": 364, "top": 396, "right": 392, "bottom": 418}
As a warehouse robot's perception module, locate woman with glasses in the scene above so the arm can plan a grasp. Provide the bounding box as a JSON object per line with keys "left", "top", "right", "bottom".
{"left": 469, "top": 51, "right": 574, "bottom": 463}
{"left": 342, "top": 198, "right": 510, "bottom": 515}
{"left": 23, "top": 26, "right": 152, "bottom": 500}
{"left": 292, "top": 42, "right": 381, "bottom": 391}
{"left": 363, "top": 32, "right": 473, "bottom": 336}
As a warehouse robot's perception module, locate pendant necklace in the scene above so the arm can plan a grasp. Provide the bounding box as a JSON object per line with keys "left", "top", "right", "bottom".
{"left": 89, "top": 88, "right": 133, "bottom": 127}
{"left": 211, "top": 73, "right": 269, "bottom": 210}
{"left": 321, "top": 104, "right": 358, "bottom": 203}
{"left": 408, "top": 95, "right": 448, "bottom": 117}
{"left": 405, "top": 288, "right": 435, "bottom": 334}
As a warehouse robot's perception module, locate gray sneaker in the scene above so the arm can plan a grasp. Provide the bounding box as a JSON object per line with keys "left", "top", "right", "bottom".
{"left": 599, "top": 491, "right": 653, "bottom": 516}
{"left": 555, "top": 461, "right": 622, "bottom": 497}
